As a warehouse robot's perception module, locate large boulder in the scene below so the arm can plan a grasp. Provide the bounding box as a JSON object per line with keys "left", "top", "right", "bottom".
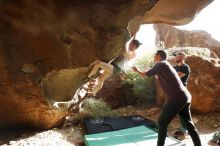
{"left": 186, "top": 56, "right": 220, "bottom": 113}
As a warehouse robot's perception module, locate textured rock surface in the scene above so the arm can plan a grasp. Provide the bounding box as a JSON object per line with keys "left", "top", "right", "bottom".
{"left": 97, "top": 74, "right": 135, "bottom": 108}
{"left": 41, "top": 67, "right": 89, "bottom": 102}
{"left": 186, "top": 56, "right": 220, "bottom": 112}
{"left": 0, "top": 0, "right": 212, "bottom": 129}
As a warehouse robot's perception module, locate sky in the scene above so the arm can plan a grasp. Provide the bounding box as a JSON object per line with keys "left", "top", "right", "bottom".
{"left": 135, "top": 24, "right": 156, "bottom": 56}
{"left": 175, "top": 0, "right": 220, "bottom": 41}
{"left": 135, "top": 0, "right": 220, "bottom": 55}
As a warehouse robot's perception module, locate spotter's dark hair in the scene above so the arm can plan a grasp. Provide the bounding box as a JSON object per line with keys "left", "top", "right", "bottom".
{"left": 156, "top": 50, "right": 168, "bottom": 61}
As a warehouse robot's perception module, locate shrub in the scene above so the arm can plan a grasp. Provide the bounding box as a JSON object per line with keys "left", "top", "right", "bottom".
{"left": 80, "top": 98, "right": 119, "bottom": 119}
{"left": 124, "top": 50, "right": 156, "bottom": 104}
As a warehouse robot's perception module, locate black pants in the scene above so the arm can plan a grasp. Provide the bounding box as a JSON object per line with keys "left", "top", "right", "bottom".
{"left": 157, "top": 100, "right": 201, "bottom": 146}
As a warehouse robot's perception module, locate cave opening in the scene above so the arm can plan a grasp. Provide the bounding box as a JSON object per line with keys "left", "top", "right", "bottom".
{"left": 0, "top": 0, "right": 219, "bottom": 145}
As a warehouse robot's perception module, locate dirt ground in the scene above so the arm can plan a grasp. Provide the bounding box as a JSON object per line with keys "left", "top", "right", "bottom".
{"left": 1, "top": 103, "right": 220, "bottom": 146}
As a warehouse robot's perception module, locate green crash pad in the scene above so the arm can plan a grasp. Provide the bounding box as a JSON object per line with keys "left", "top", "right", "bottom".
{"left": 84, "top": 126, "right": 185, "bottom": 146}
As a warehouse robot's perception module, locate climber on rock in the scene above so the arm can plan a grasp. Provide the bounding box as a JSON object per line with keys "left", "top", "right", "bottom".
{"left": 87, "top": 38, "right": 141, "bottom": 96}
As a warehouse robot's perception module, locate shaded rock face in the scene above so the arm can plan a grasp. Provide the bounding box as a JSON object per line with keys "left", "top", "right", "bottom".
{"left": 0, "top": 77, "right": 67, "bottom": 130}
{"left": 154, "top": 24, "right": 220, "bottom": 57}
{"left": 97, "top": 74, "right": 135, "bottom": 108}
{"left": 0, "top": 0, "right": 212, "bottom": 129}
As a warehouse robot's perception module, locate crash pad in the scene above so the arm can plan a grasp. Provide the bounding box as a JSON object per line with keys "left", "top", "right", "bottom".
{"left": 84, "top": 125, "right": 185, "bottom": 146}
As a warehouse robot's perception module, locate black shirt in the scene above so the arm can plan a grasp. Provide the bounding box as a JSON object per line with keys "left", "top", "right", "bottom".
{"left": 146, "top": 61, "right": 191, "bottom": 102}
{"left": 173, "top": 64, "right": 190, "bottom": 86}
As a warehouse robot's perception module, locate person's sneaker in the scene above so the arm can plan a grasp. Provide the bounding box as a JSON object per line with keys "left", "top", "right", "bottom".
{"left": 209, "top": 131, "right": 220, "bottom": 145}
{"left": 173, "top": 130, "right": 187, "bottom": 140}
{"left": 53, "top": 102, "right": 70, "bottom": 109}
